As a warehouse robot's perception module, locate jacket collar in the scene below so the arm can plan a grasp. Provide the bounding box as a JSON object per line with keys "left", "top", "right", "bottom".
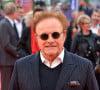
{"left": 28, "top": 50, "right": 77, "bottom": 90}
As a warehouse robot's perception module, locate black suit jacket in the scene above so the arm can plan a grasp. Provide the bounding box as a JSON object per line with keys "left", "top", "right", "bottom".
{"left": 0, "top": 18, "right": 20, "bottom": 66}
{"left": 9, "top": 50, "right": 99, "bottom": 90}
{"left": 17, "top": 26, "right": 31, "bottom": 55}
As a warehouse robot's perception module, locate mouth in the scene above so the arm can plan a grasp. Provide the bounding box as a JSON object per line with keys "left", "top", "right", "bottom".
{"left": 45, "top": 46, "right": 56, "bottom": 47}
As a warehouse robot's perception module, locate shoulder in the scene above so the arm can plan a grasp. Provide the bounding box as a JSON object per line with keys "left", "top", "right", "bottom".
{"left": 72, "top": 33, "right": 81, "bottom": 42}
{"left": 0, "top": 18, "right": 10, "bottom": 28}
{"left": 90, "top": 31, "right": 97, "bottom": 37}
{"left": 73, "top": 32, "right": 81, "bottom": 38}
{"left": 16, "top": 52, "right": 39, "bottom": 64}
{"left": 23, "top": 27, "right": 31, "bottom": 34}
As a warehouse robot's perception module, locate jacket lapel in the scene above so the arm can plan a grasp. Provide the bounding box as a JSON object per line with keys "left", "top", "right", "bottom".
{"left": 5, "top": 18, "right": 19, "bottom": 40}
{"left": 27, "top": 51, "right": 77, "bottom": 90}
{"left": 28, "top": 53, "right": 41, "bottom": 90}
{"left": 55, "top": 51, "right": 77, "bottom": 90}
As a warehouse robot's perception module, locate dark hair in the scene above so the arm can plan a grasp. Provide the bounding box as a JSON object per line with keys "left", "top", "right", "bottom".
{"left": 91, "top": 8, "right": 100, "bottom": 15}
{"left": 35, "top": 1, "right": 45, "bottom": 7}
{"left": 33, "top": 7, "right": 44, "bottom": 15}
{"left": 79, "top": 5, "right": 85, "bottom": 12}
{"left": 16, "top": 4, "right": 23, "bottom": 9}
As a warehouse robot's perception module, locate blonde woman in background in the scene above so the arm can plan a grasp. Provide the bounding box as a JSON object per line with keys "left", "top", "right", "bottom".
{"left": 71, "top": 15, "right": 99, "bottom": 67}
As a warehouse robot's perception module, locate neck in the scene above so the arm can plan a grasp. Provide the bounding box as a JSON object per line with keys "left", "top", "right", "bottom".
{"left": 82, "top": 30, "right": 90, "bottom": 35}
{"left": 6, "top": 15, "right": 14, "bottom": 20}
{"left": 92, "top": 22, "right": 98, "bottom": 28}
{"left": 42, "top": 53, "right": 59, "bottom": 64}
{"left": 16, "top": 19, "right": 21, "bottom": 22}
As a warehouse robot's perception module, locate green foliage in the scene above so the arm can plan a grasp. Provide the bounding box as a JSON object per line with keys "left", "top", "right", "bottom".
{"left": 84, "top": 0, "right": 89, "bottom": 4}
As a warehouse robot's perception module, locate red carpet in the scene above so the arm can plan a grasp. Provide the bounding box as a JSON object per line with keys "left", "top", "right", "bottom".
{"left": 0, "top": 73, "right": 1, "bottom": 90}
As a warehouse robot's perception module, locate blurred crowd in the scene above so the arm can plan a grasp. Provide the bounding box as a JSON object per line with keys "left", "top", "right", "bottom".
{"left": 0, "top": 1, "right": 100, "bottom": 90}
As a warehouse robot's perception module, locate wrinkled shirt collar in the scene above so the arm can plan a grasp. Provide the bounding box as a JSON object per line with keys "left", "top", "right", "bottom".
{"left": 40, "top": 48, "right": 64, "bottom": 68}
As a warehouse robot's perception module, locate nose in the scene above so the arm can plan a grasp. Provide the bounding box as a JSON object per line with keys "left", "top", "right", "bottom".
{"left": 47, "top": 34, "right": 54, "bottom": 42}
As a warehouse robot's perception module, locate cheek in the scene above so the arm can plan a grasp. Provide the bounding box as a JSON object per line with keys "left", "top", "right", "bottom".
{"left": 55, "top": 38, "right": 65, "bottom": 48}
{"left": 36, "top": 39, "right": 44, "bottom": 48}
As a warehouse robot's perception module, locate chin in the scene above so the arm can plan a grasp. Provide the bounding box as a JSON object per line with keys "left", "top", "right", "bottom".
{"left": 46, "top": 52, "right": 56, "bottom": 55}
{"left": 45, "top": 51, "right": 60, "bottom": 56}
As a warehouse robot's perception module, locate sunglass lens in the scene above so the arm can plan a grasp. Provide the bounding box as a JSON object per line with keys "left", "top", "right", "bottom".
{"left": 41, "top": 33, "right": 48, "bottom": 40}
{"left": 52, "top": 32, "right": 60, "bottom": 39}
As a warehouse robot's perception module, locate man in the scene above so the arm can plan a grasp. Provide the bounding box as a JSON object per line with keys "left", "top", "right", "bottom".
{"left": 64, "top": 11, "right": 80, "bottom": 51}
{"left": 91, "top": 9, "right": 100, "bottom": 35}
{"left": 0, "top": 8, "right": 4, "bottom": 21}
{"left": 14, "top": 5, "right": 25, "bottom": 39}
{"left": 9, "top": 11, "right": 99, "bottom": 90}
{"left": 90, "top": 9, "right": 100, "bottom": 89}
{"left": 0, "top": 2, "right": 22, "bottom": 90}
{"left": 17, "top": 7, "right": 44, "bottom": 55}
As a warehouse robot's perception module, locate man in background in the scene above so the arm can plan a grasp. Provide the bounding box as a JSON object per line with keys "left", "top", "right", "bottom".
{"left": 0, "top": 2, "right": 22, "bottom": 90}
{"left": 91, "top": 9, "right": 100, "bottom": 35}
{"left": 14, "top": 5, "right": 25, "bottom": 39}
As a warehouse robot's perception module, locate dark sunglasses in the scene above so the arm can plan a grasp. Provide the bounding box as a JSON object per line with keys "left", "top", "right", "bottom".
{"left": 36, "top": 32, "right": 64, "bottom": 40}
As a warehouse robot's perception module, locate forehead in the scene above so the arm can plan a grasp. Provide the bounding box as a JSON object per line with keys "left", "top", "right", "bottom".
{"left": 17, "top": 8, "right": 24, "bottom": 12}
{"left": 82, "top": 19, "right": 91, "bottom": 24}
{"left": 36, "top": 18, "right": 63, "bottom": 33}
{"left": 93, "top": 11, "right": 100, "bottom": 16}
{"left": 84, "top": 18, "right": 90, "bottom": 22}
{"left": 34, "top": 11, "right": 42, "bottom": 17}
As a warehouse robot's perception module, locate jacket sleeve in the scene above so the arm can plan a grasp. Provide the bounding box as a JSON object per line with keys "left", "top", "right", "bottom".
{"left": 0, "top": 23, "right": 20, "bottom": 58}
{"left": 70, "top": 34, "right": 78, "bottom": 53}
{"left": 95, "top": 36, "right": 100, "bottom": 52}
{"left": 85, "top": 62, "right": 99, "bottom": 90}
{"left": 4, "top": 42, "right": 20, "bottom": 58}
{"left": 17, "top": 27, "right": 30, "bottom": 56}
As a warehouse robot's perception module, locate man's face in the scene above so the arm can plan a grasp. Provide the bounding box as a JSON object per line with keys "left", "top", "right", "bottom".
{"left": 91, "top": 11, "right": 100, "bottom": 24}
{"left": 72, "top": 11, "right": 79, "bottom": 21}
{"left": 33, "top": 11, "right": 42, "bottom": 20}
{"left": 35, "top": 18, "right": 66, "bottom": 57}
{"left": 12, "top": 12, "right": 16, "bottom": 20}
{"left": 16, "top": 8, "right": 24, "bottom": 21}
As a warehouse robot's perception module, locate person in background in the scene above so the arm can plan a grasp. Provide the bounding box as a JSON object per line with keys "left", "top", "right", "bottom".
{"left": 70, "top": 15, "right": 99, "bottom": 67}
{"left": 0, "top": 7, "right": 4, "bottom": 21}
{"left": 78, "top": 6, "right": 85, "bottom": 16}
{"left": 0, "top": 2, "right": 22, "bottom": 90}
{"left": 9, "top": 11, "right": 99, "bottom": 90}
{"left": 70, "top": 14, "right": 100, "bottom": 89}
{"left": 91, "top": 8, "right": 100, "bottom": 90}
{"left": 79, "top": 1, "right": 92, "bottom": 17}
{"left": 64, "top": 11, "right": 80, "bottom": 51}
{"left": 14, "top": 4, "right": 25, "bottom": 39}
{"left": 91, "top": 8, "right": 100, "bottom": 35}
{"left": 17, "top": 7, "right": 44, "bottom": 55}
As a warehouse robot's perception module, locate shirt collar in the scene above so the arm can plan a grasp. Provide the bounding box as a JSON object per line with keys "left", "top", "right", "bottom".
{"left": 5, "top": 16, "right": 14, "bottom": 27}
{"left": 40, "top": 48, "right": 64, "bottom": 68}
{"left": 14, "top": 19, "right": 22, "bottom": 24}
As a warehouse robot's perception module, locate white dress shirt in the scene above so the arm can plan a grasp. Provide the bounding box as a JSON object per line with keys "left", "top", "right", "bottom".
{"left": 91, "top": 24, "right": 100, "bottom": 34}
{"left": 40, "top": 48, "right": 64, "bottom": 68}
{"left": 14, "top": 19, "right": 23, "bottom": 38}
